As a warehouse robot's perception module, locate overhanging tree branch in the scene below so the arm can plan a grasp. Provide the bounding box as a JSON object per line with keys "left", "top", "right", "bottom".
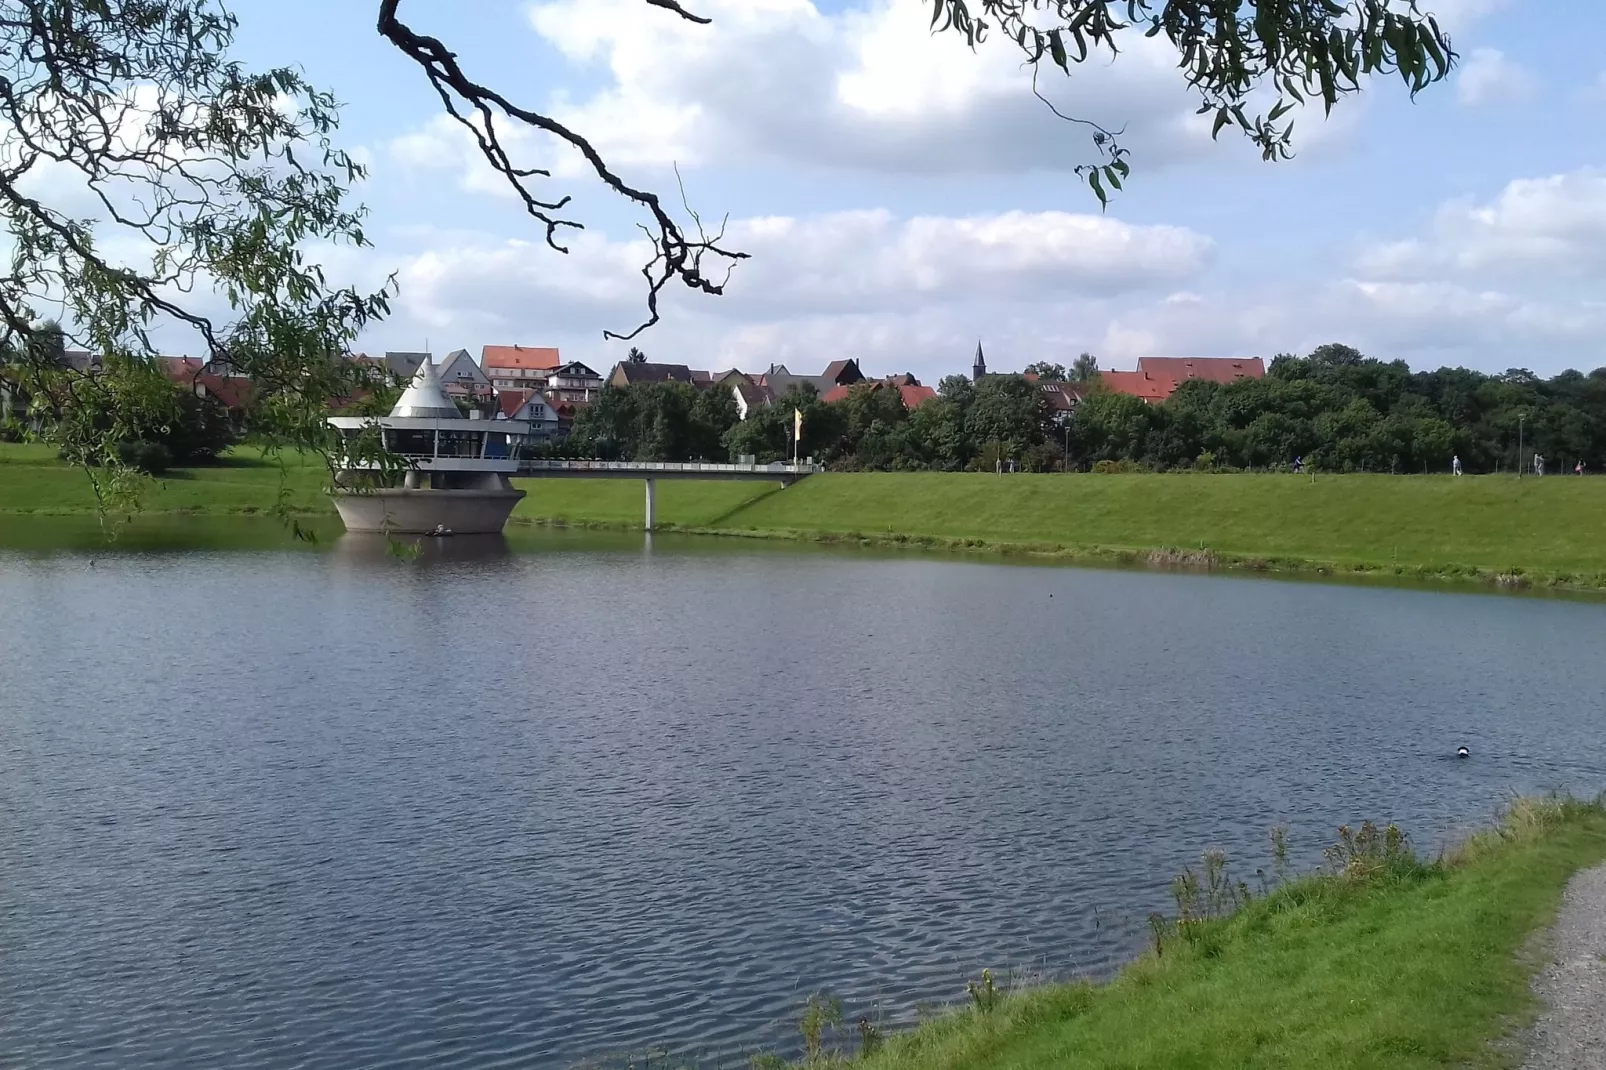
{"left": 376, "top": 0, "right": 747, "bottom": 341}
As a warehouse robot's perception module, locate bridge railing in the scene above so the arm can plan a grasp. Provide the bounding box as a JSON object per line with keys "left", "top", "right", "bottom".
{"left": 517, "top": 459, "right": 822, "bottom": 475}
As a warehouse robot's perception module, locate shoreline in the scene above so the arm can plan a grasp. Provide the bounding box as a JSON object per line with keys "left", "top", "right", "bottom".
{"left": 4, "top": 501, "right": 1604, "bottom": 596}
{"left": 508, "top": 515, "right": 1606, "bottom": 595}
{"left": 731, "top": 797, "right": 1606, "bottom": 1069}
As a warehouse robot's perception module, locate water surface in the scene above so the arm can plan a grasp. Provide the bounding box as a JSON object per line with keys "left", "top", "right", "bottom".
{"left": 3, "top": 533, "right": 1604, "bottom": 1068}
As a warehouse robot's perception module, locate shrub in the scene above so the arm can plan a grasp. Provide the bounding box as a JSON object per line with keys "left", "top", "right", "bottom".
{"left": 115, "top": 440, "right": 171, "bottom": 474}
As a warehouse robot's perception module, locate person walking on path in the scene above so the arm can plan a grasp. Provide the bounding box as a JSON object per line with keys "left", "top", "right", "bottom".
{"left": 1452, "top": 455, "right": 1463, "bottom": 476}
{"left": 1536, "top": 453, "right": 1545, "bottom": 477}
{"left": 1578, "top": 460, "right": 1586, "bottom": 476}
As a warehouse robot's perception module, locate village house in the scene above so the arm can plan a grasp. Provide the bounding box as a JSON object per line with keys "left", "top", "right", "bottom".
{"left": 821, "top": 373, "right": 936, "bottom": 410}
{"left": 484, "top": 344, "right": 561, "bottom": 391}
{"left": 436, "top": 349, "right": 494, "bottom": 402}
{"left": 610, "top": 361, "right": 704, "bottom": 388}
{"left": 1096, "top": 357, "right": 1266, "bottom": 405}
{"left": 496, "top": 388, "right": 564, "bottom": 440}
{"left": 546, "top": 361, "right": 603, "bottom": 404}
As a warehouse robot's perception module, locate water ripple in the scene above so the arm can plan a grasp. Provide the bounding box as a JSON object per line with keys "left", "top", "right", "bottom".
{"left": 2, "top": 549, "right": 1605, "bottom": 1067}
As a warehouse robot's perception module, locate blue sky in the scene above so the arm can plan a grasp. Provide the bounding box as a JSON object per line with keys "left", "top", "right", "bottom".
{"left": 227, "top": 0, "right": 1606, "bottom": 381}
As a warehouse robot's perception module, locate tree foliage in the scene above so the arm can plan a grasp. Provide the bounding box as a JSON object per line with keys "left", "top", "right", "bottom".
{"left": 1064, "top": 345, "right": 1606, "bottom": 474}
{"left": 929, "top": 0, "right": 1454, "bottom": 203}
{"left": 0, "top": 0, "right": 391, "bottom": 511}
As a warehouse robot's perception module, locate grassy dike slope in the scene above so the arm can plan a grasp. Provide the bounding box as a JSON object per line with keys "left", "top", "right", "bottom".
{"left": 5, "top": 445, "right": 1605, "bottom": 585}
{"left": 0, "top": 443, "right": 332, "bottom": 515}
{"left": 517, "top": 472, "right": 1606, "bottom": 585}
{"left": 847, "top": 799, "right": 1606, "bottom": 1070}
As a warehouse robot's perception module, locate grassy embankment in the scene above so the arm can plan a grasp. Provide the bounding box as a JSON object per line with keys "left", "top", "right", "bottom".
{"left": 4, "top": 444, "right": 1605, "bottom": 587}
{"left": 510, "top": 470, "right": 1606, "bottom": 589}
{"left": 786, "top": 797, "right": 1606, "bottom": 1070}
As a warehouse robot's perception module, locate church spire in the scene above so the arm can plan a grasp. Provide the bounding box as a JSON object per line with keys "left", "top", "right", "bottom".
{"left": 972, "top": 340, "right": 987, "bottom": 382}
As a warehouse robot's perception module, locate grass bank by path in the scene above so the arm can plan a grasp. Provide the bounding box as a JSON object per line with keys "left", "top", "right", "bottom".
{"left": 781, "top": 798, "right": 1606, "bottom": 1070}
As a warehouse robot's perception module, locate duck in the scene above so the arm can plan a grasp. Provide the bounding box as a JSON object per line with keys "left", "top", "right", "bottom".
{"left": 1456, "top": 746, "right": 1470, "bottom": 759}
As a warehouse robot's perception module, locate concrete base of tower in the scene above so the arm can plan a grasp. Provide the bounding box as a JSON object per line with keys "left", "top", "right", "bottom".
{"left": 329, "top": 486, "right": 527, "bottom": 535}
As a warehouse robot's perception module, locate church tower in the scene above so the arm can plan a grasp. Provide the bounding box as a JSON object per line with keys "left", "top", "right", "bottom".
{"left": 972, "top": 340, "right": 987, "bottom": 382}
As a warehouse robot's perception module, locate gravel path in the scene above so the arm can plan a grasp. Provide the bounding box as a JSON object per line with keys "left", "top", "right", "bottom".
{"left": 1524, "top": 862, "right": 1606, "bottom": 1069}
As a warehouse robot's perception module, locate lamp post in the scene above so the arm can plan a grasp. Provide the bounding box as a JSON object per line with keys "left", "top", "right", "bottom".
{"left": 1518, "top": 412, "right": 1525, "bottom": 480}
{"left": 1063, "top": 422, "right": 1071, "bottom": 470}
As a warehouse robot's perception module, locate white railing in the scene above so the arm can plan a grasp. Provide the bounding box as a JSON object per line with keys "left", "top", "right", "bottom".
{"left": 519, "top": 459, "right": 821, "bottom": 474}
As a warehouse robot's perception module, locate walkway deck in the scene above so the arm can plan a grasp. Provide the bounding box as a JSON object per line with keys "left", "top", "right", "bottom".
{"left": 513, "top": 458, "right": 821, "bottom": 530}
{"left": 516, "top": 459, "right": 820, "bottom": 482}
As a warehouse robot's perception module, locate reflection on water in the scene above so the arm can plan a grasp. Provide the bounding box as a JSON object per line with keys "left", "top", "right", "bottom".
{"left": 332, "top": 532, "right": 515, "bottom": 565}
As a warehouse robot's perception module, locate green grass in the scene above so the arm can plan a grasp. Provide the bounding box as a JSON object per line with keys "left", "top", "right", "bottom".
{"left": 831, "top": 798, "right": 1606, "bottom": 1070}
{"left": 0, "top": 444, "right": 330, "bottom": 516}
{"left": 517, "top": 471, "right": 1606, "bottom": 587}
{"left": 6, "top": 445, "right": 1606, "bottom": 587}
{"left": 512, "top": 478, "right": 779, "bottom": 528}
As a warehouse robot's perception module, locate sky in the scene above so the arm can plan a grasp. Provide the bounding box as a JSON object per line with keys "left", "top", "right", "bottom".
{"left": 219, "top": 0, "right": 1606, "bottom": 382}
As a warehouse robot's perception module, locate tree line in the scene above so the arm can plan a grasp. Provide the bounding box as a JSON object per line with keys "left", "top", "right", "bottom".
{"left": 555, "top": 344, "right": 1606, "bottom": 475}
{"left": 1074, "top": 344, "right": 1606, "bottom": 475}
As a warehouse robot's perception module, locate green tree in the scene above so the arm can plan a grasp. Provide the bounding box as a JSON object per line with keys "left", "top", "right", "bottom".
{"left": 1072, "top": 353, "right": 1100, "bottom": 382}
{"left": 1070, "top": 391, "right": 1154, "bottom": 466}
{"left": 0, "top": 0, "right": 390, "bottom": 513}
{"left": 964, "top": 375, "right": 1047, "bottom": 460}
{"left": 1024, "top": 362, "right": 1068, "bottom": 381}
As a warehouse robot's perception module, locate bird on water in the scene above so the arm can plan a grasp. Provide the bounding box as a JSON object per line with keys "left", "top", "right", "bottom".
{"left": 1456, "top": 746, "right": 1470, "bottom": 759}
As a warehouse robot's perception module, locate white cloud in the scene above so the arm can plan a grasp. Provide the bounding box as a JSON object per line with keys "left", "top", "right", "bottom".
{"left": 1420, "top": 0, "right": 1510, "bottom": 31}
{"left": 1356, "top": 169, "right": 1606, "bottom": 281}
{"left": 373, "top": 206, "right": 1209, "bottom": 333}
{"left": 1455, "top": 48, "right": 1536, "bottom": 107}
{"left": 379, "top": 0, "right": 1355, "bottom": 190}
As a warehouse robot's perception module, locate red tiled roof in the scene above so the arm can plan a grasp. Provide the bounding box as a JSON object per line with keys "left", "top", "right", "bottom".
{"left": 898, "top": 384, "right": 937, "bottom": 409}
{"left": 498, "top": 388, "right": 536, "bottom": 419}
{"left": 1100, "top": 370, "right": 1178, "bottom": 404}
{"left": 198, "top": 373, "right": 256, "bottom": 411}
{"left": 1038, "top": 381, "right": 1088, "bottom": 412}
{"left": 482, "top": 345, "right": 561, "bottom": 371}
{"left": 157, "top": 356, "right": 204, "bottom": 382}
{"left": 821, "top": 384, "right": 852, "bottom": 404}
{"left": 1137, "top": 356, "right": 1265, "bottom": 385}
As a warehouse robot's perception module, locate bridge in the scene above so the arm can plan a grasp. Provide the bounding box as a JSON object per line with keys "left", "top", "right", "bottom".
{"left": 514, "top": 459, "right": 823, "bottom": 530}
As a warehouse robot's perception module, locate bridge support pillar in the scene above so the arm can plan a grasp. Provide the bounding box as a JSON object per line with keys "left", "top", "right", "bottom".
{"left": 644, "top": 478, "right": 657, "bottom": 531}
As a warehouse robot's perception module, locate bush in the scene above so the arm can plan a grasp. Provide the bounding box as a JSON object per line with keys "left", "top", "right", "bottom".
{"left": 115, "top": 440, "right": 171, "bottom": 474}
{"left": 1091, "top": 458, "right": 1153, "bottom": 474}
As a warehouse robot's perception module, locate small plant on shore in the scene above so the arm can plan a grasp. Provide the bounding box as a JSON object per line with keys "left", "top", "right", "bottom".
{"left": 1323, "top": 821, "right": 1421, "bottom": 881}
{"left": 797, "top": 993, "right": 842, "bottom": 1064}
{"left": 1270, "top": 824, "right": 1291, "bottom": 885}
{"left": 1147, "top": 911, "right": 1169, "bottom": 957}
{"left": 857, "top": 1017, "right": 882, "bottom": 1057}
{"left": 966, "top": 968, "right": 1001, "bottom": 1014}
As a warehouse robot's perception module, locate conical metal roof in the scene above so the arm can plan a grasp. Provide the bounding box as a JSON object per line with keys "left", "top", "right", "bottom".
{"left": 390, "top": 360, "right": 462, "bottom": 419}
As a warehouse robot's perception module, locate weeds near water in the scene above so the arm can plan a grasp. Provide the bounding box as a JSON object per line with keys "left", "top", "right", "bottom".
{"left": 1270, "top": 824, "right": 1291, "bottom": 885}
{"left": 1323, "top": 821, "right": 1422, "bottom": 882}
{"left": 965, "top": 968, "right": 1001, "bottom": 1014}
{"left": 856, "top": 1017, "right": 882, "bottom": 1058}
{"left": 797, "top": 994, "right": 842, "bottom": 1064}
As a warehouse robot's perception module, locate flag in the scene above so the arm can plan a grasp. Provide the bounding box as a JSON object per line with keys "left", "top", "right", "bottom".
{"left": 793, "top": 407, "right": 803, "bottom": 441}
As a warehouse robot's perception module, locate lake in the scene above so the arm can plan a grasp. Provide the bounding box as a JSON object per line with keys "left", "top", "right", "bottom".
{"left": 3, "top": 529, "right": 1605, "bottom": 1068}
